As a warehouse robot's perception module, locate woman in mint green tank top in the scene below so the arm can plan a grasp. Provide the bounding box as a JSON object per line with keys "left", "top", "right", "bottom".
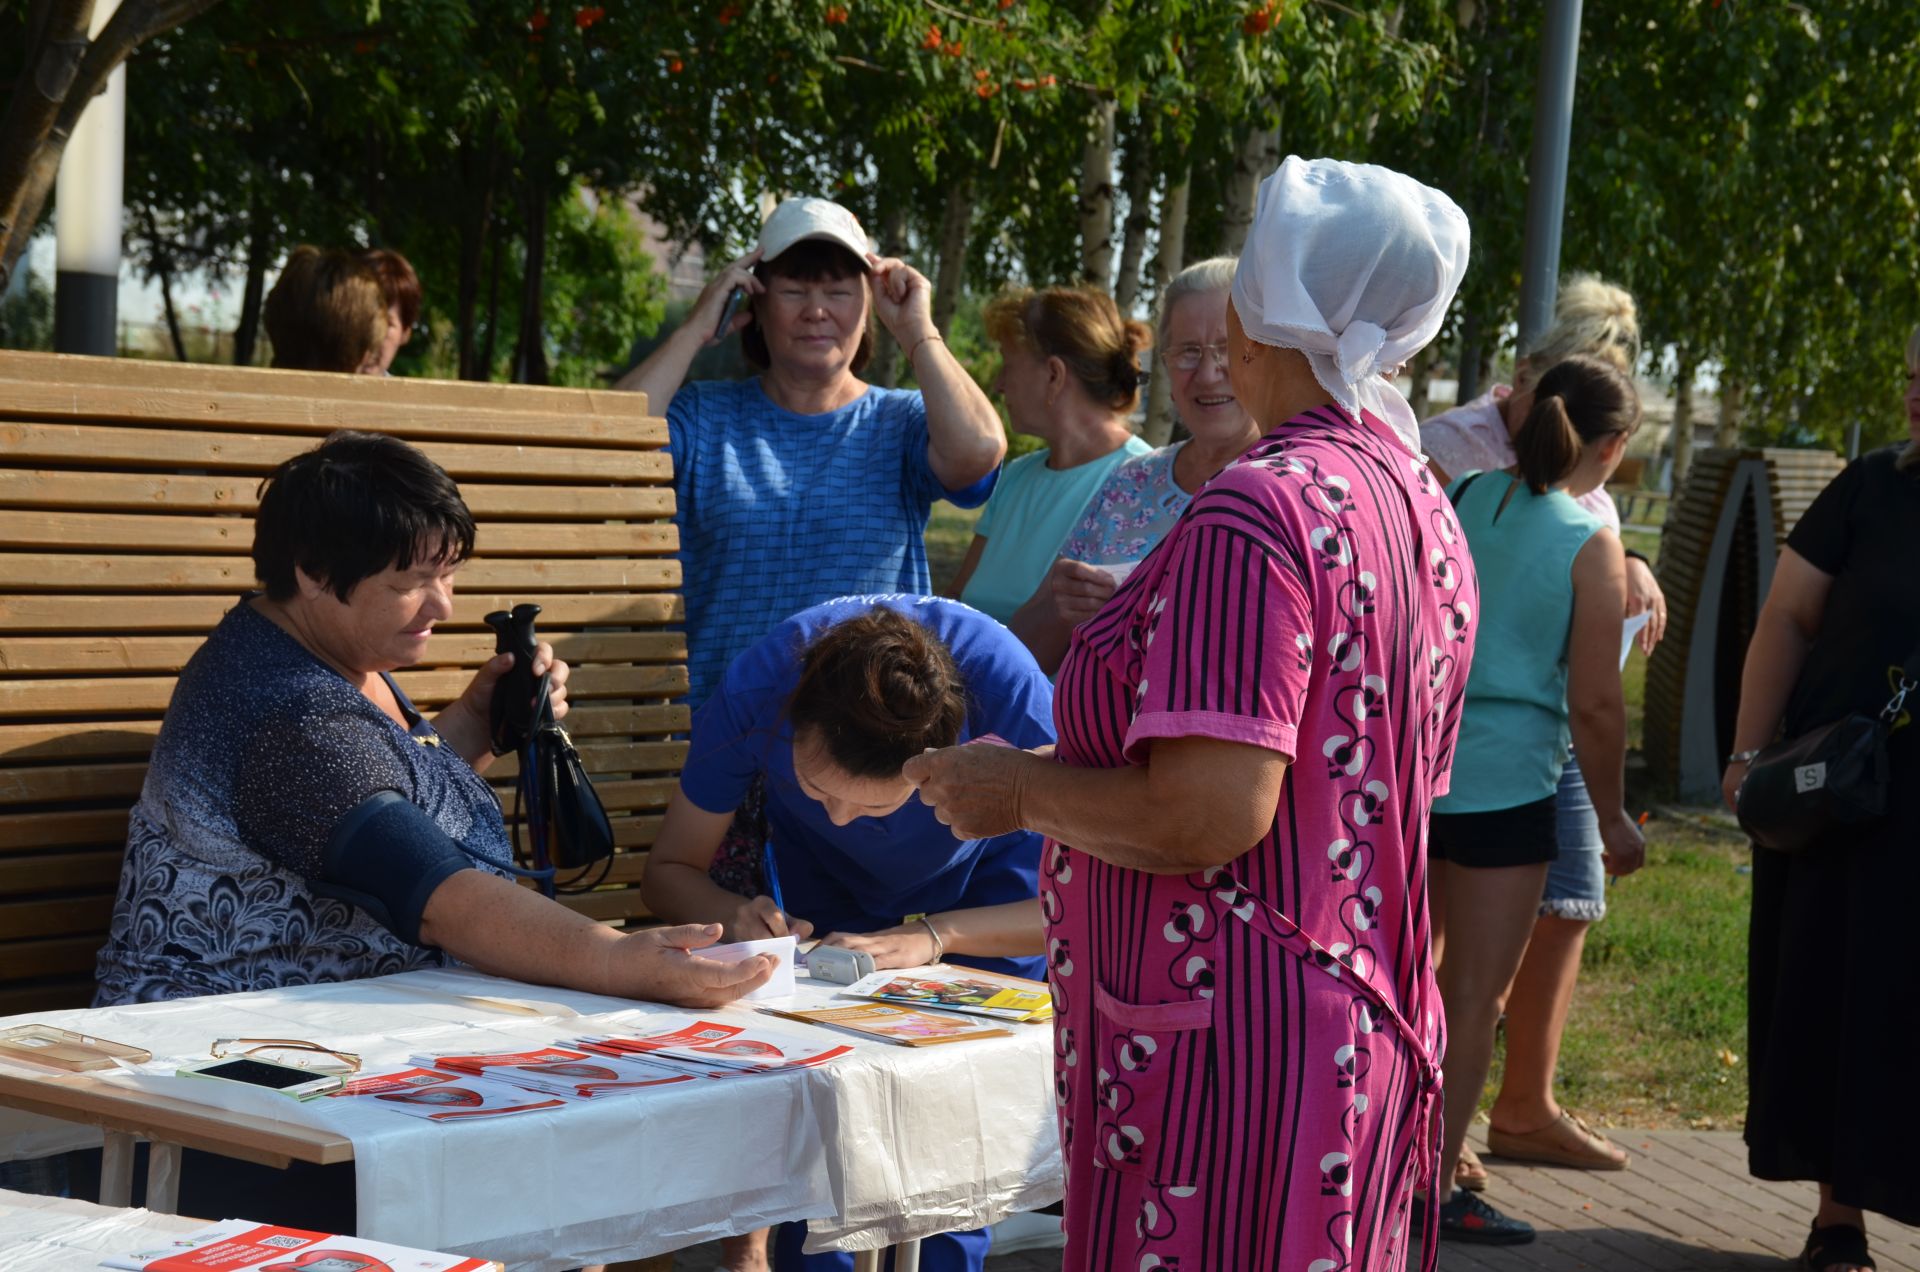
{"left": 1421, "top": 355, "right": 1650, "bottom": 1243}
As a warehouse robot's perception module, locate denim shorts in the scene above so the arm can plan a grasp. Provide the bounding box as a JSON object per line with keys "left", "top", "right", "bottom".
{"left": 1544, "top": 753, "right": 1606, "bottom": 921}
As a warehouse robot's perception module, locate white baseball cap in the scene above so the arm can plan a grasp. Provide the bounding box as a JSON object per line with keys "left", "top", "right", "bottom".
{"left": 756, "top": 197, "right": 872, "bottom": 267}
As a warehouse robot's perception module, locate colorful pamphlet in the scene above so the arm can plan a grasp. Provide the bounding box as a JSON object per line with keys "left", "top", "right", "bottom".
{"left": 758, "top": 1003, "right": 1013, "bottom": 1047}
{"left": 838, "top": 966, "right": 1054, "bottom": 1023}
{"left": 571, "top": 1018, "right": 852, "bottom": 1075}
{"left": 326, "top": 1067, "right": 567, "bottom": 1120}
{"left": 102, "top": 1219, "right": 497, "bottom": 1270}
{"left": 413, "top": 1047, "right": 695, "bottom": 1099}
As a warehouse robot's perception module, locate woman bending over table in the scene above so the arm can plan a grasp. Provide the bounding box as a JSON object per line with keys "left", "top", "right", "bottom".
{"left": 643, "top": 595, "right": 1055, "bottom": 1272}
{"left": 910, "top": 157, "right": 1475, "bottom": 1272}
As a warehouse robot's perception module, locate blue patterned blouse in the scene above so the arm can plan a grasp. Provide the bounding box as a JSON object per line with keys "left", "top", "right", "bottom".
{"left": 93, "top": 602, "right": 514, "bottom": 1006}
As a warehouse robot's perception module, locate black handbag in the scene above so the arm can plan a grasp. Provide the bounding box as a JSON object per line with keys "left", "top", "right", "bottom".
{"left": 485, "top": 605, "right": 615, "bottom": 894}
{"left": 1735, "top": 642, "right": 1920, "bottom": 853}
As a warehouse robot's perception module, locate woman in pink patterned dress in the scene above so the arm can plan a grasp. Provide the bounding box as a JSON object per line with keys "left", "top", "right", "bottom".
{"left": 909, "top": 158, "right": 1473, "bottom": 1271}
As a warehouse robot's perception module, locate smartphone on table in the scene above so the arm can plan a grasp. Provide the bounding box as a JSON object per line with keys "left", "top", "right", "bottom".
{"left": 177, "top": 1056, "right": 344, "bottom": 1100}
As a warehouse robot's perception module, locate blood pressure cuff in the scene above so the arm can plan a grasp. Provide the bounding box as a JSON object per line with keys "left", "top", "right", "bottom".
{"left": 314, "top": 790, "right": 472, "bottom": 947}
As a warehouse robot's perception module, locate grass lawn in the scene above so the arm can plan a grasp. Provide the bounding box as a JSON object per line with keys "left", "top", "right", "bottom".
{"left": 1484, "top": 815, "right": 1753, "bottom": 1132}
{"left": 925, "top": 505, "right": 1750, "bottom": 1133}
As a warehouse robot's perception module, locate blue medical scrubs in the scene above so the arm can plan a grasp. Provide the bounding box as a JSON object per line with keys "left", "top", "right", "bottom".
{"left": 679, "top": 595, "right": 1056, "bottom": 1270}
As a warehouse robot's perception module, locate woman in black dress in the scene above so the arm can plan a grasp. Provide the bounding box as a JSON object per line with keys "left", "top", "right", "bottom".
{"left": 1723, "top": 326, "right": 1920, "bottom": 1272}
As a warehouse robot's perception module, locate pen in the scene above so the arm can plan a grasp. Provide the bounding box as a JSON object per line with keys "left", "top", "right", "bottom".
{"left": 762, "top": 839, "right": 786, "bottom": 916}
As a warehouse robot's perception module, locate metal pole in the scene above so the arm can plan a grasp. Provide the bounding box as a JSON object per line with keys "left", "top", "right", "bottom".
{"left": 54, "top": 0, "right": 124, "bottom": 356}
{"left": 1516, "top": 0, "right": 1583, "bottom": 355}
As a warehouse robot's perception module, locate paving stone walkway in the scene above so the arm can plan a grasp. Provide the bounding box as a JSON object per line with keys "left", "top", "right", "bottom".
{"left": 661, "top": 1128, "right": 1920, "bottom": 1270}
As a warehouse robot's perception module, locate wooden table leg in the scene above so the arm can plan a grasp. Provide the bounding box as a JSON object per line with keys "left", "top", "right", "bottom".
{"left": 98, "top": 1130, "right": 136, "bottom": 1207}
{"left": 893, "top": 1239, "right": 922, "bottom": 1272}
{"left": 146, "top": 1141, "right": 182, "bottom": 1214}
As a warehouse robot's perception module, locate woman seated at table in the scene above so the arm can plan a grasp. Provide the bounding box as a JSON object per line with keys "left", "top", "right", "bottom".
{"left": 642, "top": 595, "right": 1054, "bottom": 1272}
{"left": 1007, "top": 257, "right": 1264, "bottom": 671}
{"left": 94, "top": 430, "right": 776, "bottom": 1013}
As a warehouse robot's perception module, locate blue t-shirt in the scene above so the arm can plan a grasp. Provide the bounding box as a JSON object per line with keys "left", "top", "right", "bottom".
{"left": 668, "top": 379, "right": 997, "bottom": 707}
{"left": 94, "top": 603, "right": 515, "bottom": 1006}
{"left": 958, "top": 437, "right": 1152, "bottom": 621}
{"left": 678, "top": 595, "right": 1054, "bottom": 979}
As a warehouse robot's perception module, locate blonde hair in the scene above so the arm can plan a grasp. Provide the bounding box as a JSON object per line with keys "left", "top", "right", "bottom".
{"left": 1901, "top": 324, "right": 1920, "bottom": 472}
{"left": 1156, "top": 257, "right": 1237, "bottom": 346}
{"left": 264, "top": 246, "right": 389, "bottom": 373}
{"left": 984, "top": 286, "right": 1153, "bottom": 412}
{"left": 1517, "top": 273, "right": 1640, "bottom": 390}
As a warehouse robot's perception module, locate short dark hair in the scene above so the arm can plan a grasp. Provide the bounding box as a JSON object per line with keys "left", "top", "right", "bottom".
{"left": 253, "top": 431, "right": 476, "bottom": 603}
{"left": 786, "top": 607, "right": 969, "bottom": 779}
{"left": 740, "top": 239, "right": 874, "bottom": 374}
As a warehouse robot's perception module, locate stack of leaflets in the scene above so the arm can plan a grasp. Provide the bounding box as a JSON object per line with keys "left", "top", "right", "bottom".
{"left": 837, "top": 966, "right": 1054, "bottom": 1023}
{"left": 414, "top": 1045, "right": 696, "bottom": 1099}
{"left": 760, "top": 1002, "right": 1012, "bottom": 1047}
{"left": 104, "top": 1219, "right": 498, "bottom": 1270}
{"left": 570, "top": 1018, "right": 852, "bottom": 1076}
{"left": 327, "top": 1066, "right": 568, "bottom": 1120}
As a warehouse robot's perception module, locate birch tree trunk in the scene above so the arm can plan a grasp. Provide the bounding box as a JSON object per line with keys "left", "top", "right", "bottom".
{"left": 1077, "top": 99, "right": 1118, "bottom": 286}
{"left": 932, "top": 176, "right": 974, "bottom": 337}
{"left": 1114, "top": 124, "right": 1153, "bottom": 313}
{"left": 1142, "top": 166, "right": 1190, "bottom": 445}
{"left": 1715, "top": 375, "right": 1744, "bottom": 448}
{"left": 1670, "top": 350, "right": 1696, "bottom": 484}
{"left": 1219, "top": 107, "right": 1280, "bottom": 256}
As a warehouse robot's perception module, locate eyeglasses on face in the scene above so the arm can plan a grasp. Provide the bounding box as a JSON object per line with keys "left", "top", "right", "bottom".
{"left": 1165, "top": 342, "right": 1231, "bottom": 372}
{"left": 210, "top": 1038, "right": 362, "bottom": 1075}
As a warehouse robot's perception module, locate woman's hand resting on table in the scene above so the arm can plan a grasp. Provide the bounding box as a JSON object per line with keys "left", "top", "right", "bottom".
{"left": 817, "top": 924, "right": 941, "bottom": 970}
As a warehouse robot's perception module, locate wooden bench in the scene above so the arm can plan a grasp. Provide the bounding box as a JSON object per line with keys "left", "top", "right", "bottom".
{"left": 0, "top": 351, "right": 688, "bottom": 1014}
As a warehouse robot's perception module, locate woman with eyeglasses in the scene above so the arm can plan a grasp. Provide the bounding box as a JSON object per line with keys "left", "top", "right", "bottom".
{"left": 1006, "top": 259, "right": 1263, "bottom": 672}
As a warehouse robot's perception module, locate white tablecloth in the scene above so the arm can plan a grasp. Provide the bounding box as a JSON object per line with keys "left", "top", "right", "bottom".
{"left": 0, "top": 968, "right": 1062, "bottom": 1269}
{"left": 0, "top": 1189, "right": 208, "bottom": 1272}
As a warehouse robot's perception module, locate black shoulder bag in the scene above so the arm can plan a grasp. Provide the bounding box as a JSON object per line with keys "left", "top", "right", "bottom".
{"left": 486, "top": 604, "right": 616, "bottom": 894}
{"left": 1735, "top": 641, "right": 1920, "bottom": 854}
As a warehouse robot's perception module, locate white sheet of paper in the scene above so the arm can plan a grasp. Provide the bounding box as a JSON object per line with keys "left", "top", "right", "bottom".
{"left": 1097, "top": 560, "right": 1139, "bottom": 587}
{"left": 1620, "top": 612, "right": 1652, "bottom": 669}
{"left": 697, "top": 934, "right": 798, "bottom": 1002}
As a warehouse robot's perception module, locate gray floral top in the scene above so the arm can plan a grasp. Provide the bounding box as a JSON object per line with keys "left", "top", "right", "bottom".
{"left": 93, "top": 602, "right": 514, "bottom": 1006}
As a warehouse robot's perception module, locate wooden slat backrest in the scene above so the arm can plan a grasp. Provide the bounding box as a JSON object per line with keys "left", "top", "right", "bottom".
{"left": 0, "top": 351, "right": 685, "bottom": 1011}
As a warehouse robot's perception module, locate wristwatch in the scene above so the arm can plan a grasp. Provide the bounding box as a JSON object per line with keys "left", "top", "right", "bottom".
{"left": 1727, "top": 749, "right": 1763, "bottom": 766}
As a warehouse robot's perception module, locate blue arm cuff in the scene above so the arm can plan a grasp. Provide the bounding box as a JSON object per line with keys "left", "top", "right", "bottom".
{"left": 315, "top": 790, "right": 473, "bottom": 947}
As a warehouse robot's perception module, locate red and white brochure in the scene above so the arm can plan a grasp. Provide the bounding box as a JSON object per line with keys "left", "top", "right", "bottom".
{"left": 411, "top": 1048, "right": 694, "bottom": 1100}
{"left": 103, "top": 1218, "right": 496, "bottom": 1270}
{"left": 575, "top": 1019, "right": 852, "bottom": 1075}
{"left": 327, "top": 1067, "right": 566, "bottom": 1121}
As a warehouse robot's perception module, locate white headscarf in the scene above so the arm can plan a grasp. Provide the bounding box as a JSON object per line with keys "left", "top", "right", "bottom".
{"left": 1230, "top": 156, "right": 1471, "bottom": 456}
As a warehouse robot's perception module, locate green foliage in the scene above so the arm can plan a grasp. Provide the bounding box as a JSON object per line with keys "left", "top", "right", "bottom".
{"left": 0, "top": 270, "right": 53, "bottom": 351}
{"left": 541, "top": 194, "right": 668, "bottom": 386}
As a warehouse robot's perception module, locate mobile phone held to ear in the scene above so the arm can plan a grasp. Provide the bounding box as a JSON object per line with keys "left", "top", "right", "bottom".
{"left": 178, "top": 1056, "right": 344, "bottom": 1100}
{"left": 714, "top": 286, "right": 746, "bottom": 340}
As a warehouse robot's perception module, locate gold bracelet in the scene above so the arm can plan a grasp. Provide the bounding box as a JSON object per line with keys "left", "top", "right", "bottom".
{"left": 906, "top": 332, "right": 945, "bottom": 363}
{"left": 917, "top": 916, "right": 945, "bottom": 964}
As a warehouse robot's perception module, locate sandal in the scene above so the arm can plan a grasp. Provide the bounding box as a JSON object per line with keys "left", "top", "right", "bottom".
{"left": 1457, "top": 1142, "right": 1489, "bottom": 1192}
{"left": 1487, "top": 1109, "right": 1629, "bottom": 1170}
{"left": 1802, "top": 1220, "right": 1875, "bottom": 1271}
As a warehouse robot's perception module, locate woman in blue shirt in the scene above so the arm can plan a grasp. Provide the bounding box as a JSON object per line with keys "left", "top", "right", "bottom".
{"left": 1422, "top": 355, "right": 1648, "bottom": 1243}
{"left": 643, "top": 595, "right": 1054, "bottom": 1271}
